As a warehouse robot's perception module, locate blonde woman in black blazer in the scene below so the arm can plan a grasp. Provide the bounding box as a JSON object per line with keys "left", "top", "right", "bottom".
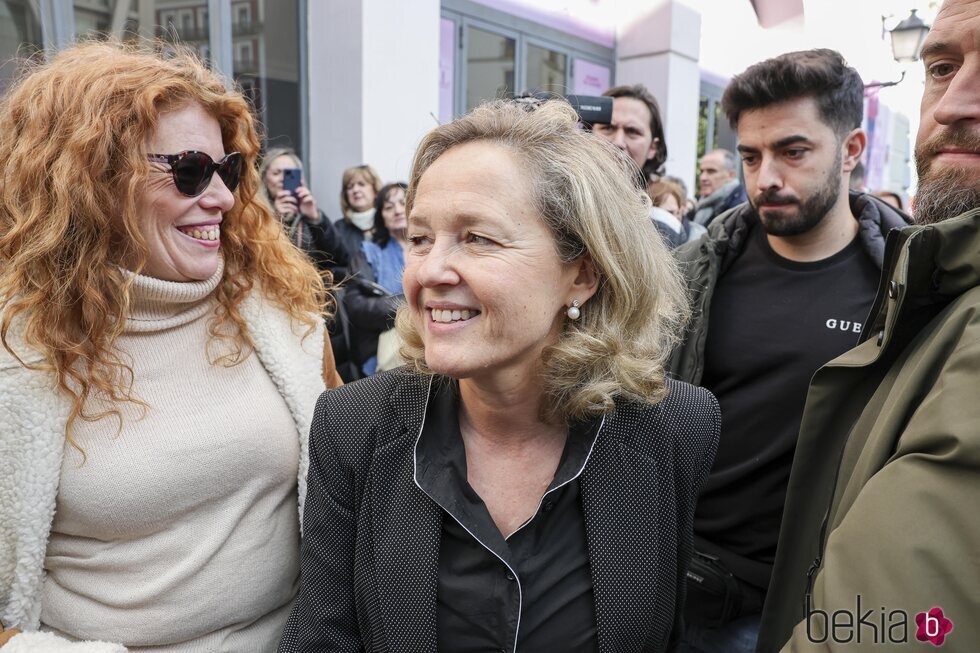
{"left": 280, "top": 100, "right": 720, "bottom": 653}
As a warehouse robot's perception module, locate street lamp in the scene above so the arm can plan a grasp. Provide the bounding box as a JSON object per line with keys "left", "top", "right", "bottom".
{"left": 888, "top": 9, "right": 930, "bottom": 63}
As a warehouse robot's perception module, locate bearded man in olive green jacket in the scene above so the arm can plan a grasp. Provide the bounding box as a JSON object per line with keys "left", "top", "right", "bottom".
{"left": 757, "top": 2, "right": 980, "bottom": 651}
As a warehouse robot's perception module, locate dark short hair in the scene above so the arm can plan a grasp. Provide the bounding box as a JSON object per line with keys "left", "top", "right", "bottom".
{"left": 722, "top": 49, "right": 864, "bottom": 138}
{"left": 372, "top": 182, "right": 408, "bottom": 247}
{"left": 602, "top": 84, "right": 668, "bottom": 179}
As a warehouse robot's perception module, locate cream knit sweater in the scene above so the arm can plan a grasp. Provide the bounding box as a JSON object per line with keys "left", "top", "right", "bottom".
{"left": 0, "top": 264, "right": 326, "bottom": 652}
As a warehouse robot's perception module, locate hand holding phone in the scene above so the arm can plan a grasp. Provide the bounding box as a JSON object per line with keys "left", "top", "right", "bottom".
{"left": 282, "top": 168, "right": 302, "bottom": 196}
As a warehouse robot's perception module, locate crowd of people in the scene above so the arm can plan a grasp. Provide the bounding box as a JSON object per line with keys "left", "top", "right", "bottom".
{"left": 1, "top": 0, "right": 978, "bottom": 650}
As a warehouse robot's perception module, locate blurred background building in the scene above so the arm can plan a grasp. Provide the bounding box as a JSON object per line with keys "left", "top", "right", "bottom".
{"left": 1, "top": 0, "right": 932, "bottom": 217}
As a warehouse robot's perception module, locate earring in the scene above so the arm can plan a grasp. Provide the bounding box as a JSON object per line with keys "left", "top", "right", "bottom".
{"left": 566, "top": 299, "right": 581, "bottom": 320}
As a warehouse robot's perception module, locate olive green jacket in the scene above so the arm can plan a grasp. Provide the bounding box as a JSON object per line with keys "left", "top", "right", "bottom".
{"left": 757, "top": 208, "right": 980, "bottom": 652}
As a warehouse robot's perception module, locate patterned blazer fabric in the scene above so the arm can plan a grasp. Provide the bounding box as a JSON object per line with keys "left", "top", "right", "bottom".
{"left": 280, "top": 370, "right": 720, "bottom": 653}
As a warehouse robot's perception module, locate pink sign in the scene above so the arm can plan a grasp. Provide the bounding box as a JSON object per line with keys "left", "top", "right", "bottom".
{"left": 573, "top": 59, "right": 611, "bottom": 96}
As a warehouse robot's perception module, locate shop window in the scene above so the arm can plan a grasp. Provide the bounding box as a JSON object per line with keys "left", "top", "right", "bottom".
{"left": 73, "top": 1, "right": 209, "bottom": 44}
{"left": 444, "top": 6, "right": 613, "bottom": 122}
{"left": 1, "top": 0, "right": 303, "bottom": 158}
{"left": 234, "top": 0, "right": 302, "bottom": 154}
{"left": 0, "top": 0, "right": 42, "bottom": 94}
{"left": 56, "top": 0, "right": 302, "bottom": 156}
{"left": 465, "top": 26, "right": 515, "bottom": 112}
{"left": 525, "top": 44, "right": 566, "bottom": 95}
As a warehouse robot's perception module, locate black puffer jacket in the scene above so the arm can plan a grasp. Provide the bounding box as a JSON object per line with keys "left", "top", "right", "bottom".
{"left": 335, "top": 219, "right": 369, "bottom": 267}
{"left": 281, "top": 210, "right": 351, "bottom": 276}
{"left": 342, "top": 251, "right": 402, "bottom": 371}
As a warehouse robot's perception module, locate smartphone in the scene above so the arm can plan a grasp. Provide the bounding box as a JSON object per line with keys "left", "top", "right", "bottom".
{"left": 282, "top": 168, "right": 302, "bottom": 195}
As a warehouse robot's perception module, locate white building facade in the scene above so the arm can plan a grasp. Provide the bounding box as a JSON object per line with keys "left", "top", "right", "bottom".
{"left": 1, "top": 0, "right": 914, "bottom": 215}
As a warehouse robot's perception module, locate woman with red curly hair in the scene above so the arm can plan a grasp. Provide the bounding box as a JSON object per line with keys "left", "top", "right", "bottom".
{"left": 0, "top": 40, "right": 340, "bottom": 650}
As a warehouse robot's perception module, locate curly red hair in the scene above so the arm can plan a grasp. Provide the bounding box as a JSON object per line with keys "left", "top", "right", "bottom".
{"left": 0, "top": 40, "right": 331, "bottom": 445}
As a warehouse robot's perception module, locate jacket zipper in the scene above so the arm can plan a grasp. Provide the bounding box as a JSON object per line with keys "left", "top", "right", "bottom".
{"left": 804, "top": 251, "right": 905, "bottom": 608}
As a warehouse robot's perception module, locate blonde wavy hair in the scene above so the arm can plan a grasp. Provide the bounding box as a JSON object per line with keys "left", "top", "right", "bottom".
{"left": 396, "top": 100, "right": 690, "bottom": 421}
{"left": 0, "top": 40, "right": 330, "bottom": 444}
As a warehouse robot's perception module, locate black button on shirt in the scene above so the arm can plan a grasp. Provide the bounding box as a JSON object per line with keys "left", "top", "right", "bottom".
{"left": 414, "top": 381, "right": 601, "bottom": 653}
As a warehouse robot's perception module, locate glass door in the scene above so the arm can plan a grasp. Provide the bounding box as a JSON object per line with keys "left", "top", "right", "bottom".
{"left": 463, "top": 23, "right": 516, "bottom": 112}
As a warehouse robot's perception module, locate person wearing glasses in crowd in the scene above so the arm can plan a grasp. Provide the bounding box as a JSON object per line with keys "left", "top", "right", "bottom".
{"left": 259, "top": 147, "right": 351, "bottom": 275}
{"left": 0, "top": 41, "right": 341, "bottom": 650}
{"left": 279, "top": 99, "right": 720, "bottom": 652}
{"left": 336, "top": 164, "right": 384, "bottom": 257}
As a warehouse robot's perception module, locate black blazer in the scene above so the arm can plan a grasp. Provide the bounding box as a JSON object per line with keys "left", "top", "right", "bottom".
{"left": 280, "top": 370, "right": 720, "bottom": 653}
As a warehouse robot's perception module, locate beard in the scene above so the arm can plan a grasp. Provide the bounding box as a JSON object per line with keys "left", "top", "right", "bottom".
{"left": 914, "top": 125, "right": 980, "bottom": 225}
{"left": 750, "top": 153, "right": 843, "bottom": 237}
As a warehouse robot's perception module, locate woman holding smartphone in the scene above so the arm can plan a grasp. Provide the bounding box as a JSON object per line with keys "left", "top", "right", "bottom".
{"left": 260, "top": 148, "right": 351, "bottom": 274}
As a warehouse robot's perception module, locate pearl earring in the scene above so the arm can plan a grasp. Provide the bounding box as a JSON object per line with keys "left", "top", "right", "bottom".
{"left": 566, "top": 299, "right": 581, "bottom": 320}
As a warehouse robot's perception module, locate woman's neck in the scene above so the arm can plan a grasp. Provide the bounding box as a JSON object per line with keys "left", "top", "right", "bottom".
{"left": 458, "top": 373, "right": 561, "bottom": 448}
{"left": 123, "top": 260, "right": 223, "bottom": 333}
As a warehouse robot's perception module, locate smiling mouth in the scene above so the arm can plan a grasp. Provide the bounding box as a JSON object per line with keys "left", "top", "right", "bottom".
{"left": 429, "top": 308, "right": 480, "bottom": 324}
{"left": 176, "top": 224, "right": 221, "bottom": 242}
